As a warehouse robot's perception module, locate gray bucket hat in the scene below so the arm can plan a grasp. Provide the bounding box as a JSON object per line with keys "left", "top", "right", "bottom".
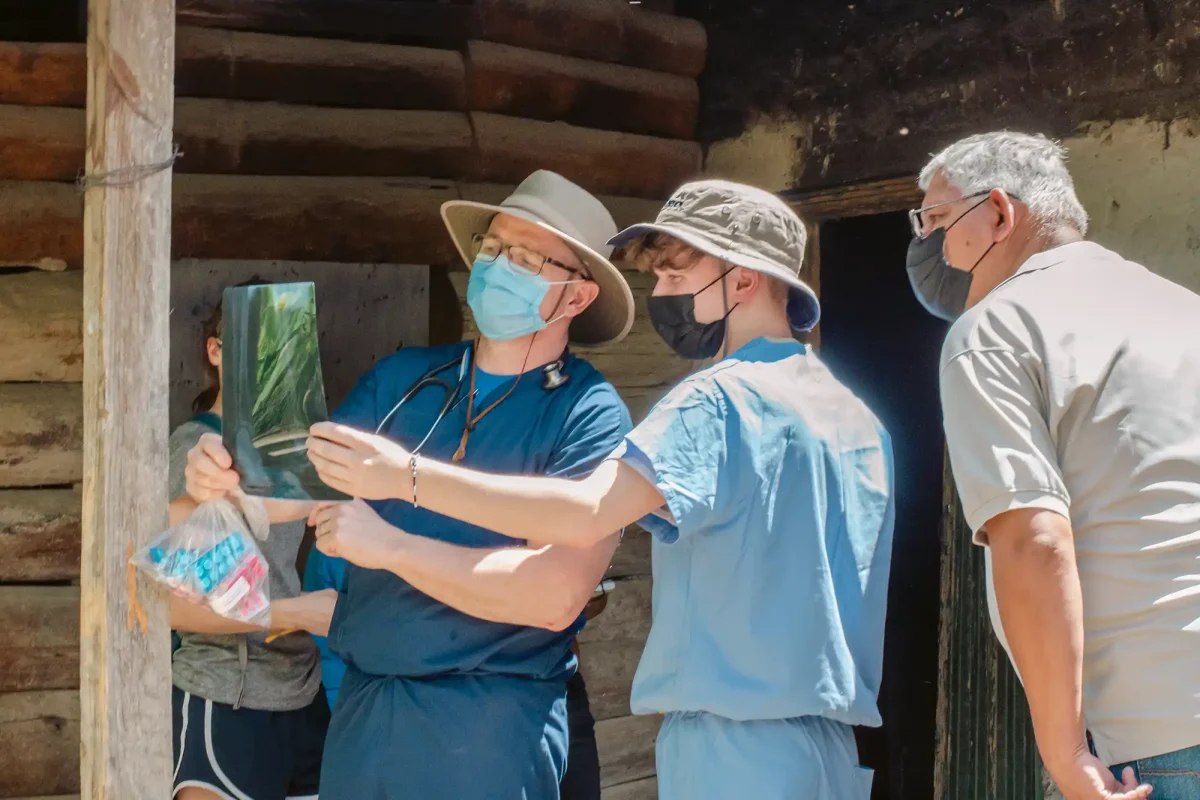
{"left": 609, "top": 179, "right": 820, "bottom": 332}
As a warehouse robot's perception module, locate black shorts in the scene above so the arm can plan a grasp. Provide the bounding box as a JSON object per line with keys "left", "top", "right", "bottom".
{"left": 172, "top": 686, "right": 330, "bottom": 800}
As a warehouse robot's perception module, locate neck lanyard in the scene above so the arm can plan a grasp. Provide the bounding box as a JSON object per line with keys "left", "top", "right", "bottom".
{"left": 451, "top": 339, "right": 526, "bottom": 462}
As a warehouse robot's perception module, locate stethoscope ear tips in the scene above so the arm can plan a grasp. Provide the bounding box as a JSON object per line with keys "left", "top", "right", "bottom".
{"left": 542, "top": 359, "right": 569, "bottom": 391}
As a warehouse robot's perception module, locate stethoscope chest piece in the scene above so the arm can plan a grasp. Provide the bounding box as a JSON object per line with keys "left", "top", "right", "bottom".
{"left": 542, "top": 359, "right": 569, "bottom": 391}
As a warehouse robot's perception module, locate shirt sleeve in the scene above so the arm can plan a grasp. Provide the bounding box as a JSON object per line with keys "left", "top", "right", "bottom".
{"left": 544, "top": 383, "right": 633, "bottom": 480}
{"left": 621, "top": 381, "right": 726, "bottom": 543}
{"left": 940, "top": 347, "right": 1070, "bottom": 543}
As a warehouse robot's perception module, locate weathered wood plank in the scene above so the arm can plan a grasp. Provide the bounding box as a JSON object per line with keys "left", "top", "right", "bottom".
{"left": 0, "top": 690, "right": 80, "bottom": 797}
{"left": 788, "top": 176, "right": 922, "bottom": 221}
{"left": 0, "top": 383, "right": 82, "bottom": 487}
{"left": 0, "top": 101, "right": 475, "bottom": 181}
{"left": 579, "top": 577, "right": 652, "bottom": 721}
{"left": 176, "top": 0, "right": 478, "bottom": 49}
{"left": 597, "top": 713, "right": 661, "bottom": 788}
{"left": 476, "top": 0, "right": 705, "bottom": 78}
{"left": 472, "top": 112, "right": 700, "bottom": 204}
{"left": 81, "top": 0, "right": 176, "bottom": 794}
{"left": 0, "top": 489, "right": 81, "bottom": 582}
{"left": 467, "top": 41, "right": 698, "bottom": 139}
{"left": 0, "top": 42, "right": 86, "bottom": 107}
{"left": 603, "top": 776, "right": 658, "bottom": 800}
{"left": 176, "top": 26, "right": 467, "bottom": 110}
{"left": 0, "top": 586, "right": 80, "bottom": 692}
{"left": 0, "top": 270, "right": 82, "bottom": 381}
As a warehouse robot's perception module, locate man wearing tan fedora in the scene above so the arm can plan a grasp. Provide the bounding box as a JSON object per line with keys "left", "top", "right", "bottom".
{"left": 183, "top": 170, "right": 634, "bottom": 799}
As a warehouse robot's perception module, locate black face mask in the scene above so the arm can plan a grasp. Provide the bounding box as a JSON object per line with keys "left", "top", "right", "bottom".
{"left": 905, "top": 198, "right": 996, "bottom": 322}
{"left": 647, "top": 271, "right": 736, "bottom": 360}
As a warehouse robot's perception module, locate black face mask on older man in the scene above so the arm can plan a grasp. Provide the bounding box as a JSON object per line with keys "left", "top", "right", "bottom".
{"left": 905, "top": 194, "right": 997, "bottom": 322}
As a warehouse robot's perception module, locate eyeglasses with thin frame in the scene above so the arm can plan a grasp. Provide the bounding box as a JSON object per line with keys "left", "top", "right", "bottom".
{"left": 908, "top": 190, "right": 1001, "bottom": 238}
{"left": 471, "top": 233, "right": 591, "bottom": 280}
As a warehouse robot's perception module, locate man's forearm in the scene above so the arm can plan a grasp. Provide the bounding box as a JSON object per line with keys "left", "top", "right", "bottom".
{"left": 381, "top": 530, "right": 617, "bottom": 631}
{"left": 989, "top": 508, "right": 1087, "bottom": 772}
{"left": 406, "top": 457, "right": 655, "bottom": 548}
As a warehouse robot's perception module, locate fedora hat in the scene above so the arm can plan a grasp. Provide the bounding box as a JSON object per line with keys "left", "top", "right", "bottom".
{"left": 441, "top": 171, "right": 635, "bottom": 346}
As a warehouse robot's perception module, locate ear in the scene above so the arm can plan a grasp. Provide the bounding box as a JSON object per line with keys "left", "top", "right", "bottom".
{"left": 729, "top": 266, "right": 760, "bottom": 302}
{"left": 990, "top": 188, "right": 1019, "bottom": 243}
{"left": 563, "top": 279, "right": 600, "bottom": 318}
{"left": 206, "top": 336, "right": 222, "bottom": 368}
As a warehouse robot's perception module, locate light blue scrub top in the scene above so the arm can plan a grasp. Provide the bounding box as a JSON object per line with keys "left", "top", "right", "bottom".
{"left": 616, "top": 337, "right": 895, "bottom": 726}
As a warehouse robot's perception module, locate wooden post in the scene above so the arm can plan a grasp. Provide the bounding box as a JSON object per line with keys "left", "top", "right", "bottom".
{"left": 80, "top": 0, "right": 175, "bottom": 796}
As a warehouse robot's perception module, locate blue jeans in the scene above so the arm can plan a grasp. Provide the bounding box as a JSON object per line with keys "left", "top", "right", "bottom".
{"left": 1111, "top": 744, "right": 1200, "bottom": 800}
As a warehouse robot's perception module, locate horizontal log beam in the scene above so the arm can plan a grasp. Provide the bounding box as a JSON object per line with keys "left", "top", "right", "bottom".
{"left": 579, "top": 577, "right": 651, "bottom": 721}
{"left": 175, "top": 100, "right": 475, "bottom": 178}
{"left": 0, "top": 690, "right": 80, "bottom": 797}
{"left": 0, "top": 178, "right": 661, "bottom": 270}
{"left": 467, "top": 41, "right": 698, "bottom": 139}
{"left": 0, "top": 489, "right": 81, "bottom": 582}
{"left": 471, "top": 113, "right": 701, "bottom": 199}
{"left": 477, "top": 0, "right": 705, "bottom": 78}
{"left": 176, "top": 26, "right": 467, "bottom": 110}
{"left": 0, "top": 587, "right": 79, "bottom": 692}
{"left": 0, "top": 42, "right": 86, "bottom": 107}
{"left": 0, "top": 383, "right": 82, "bottom": 487}
{"left": 0, "top": 105, "right": 81, "bottom": 182}
{"left": 622, "top": 9, "right": 705, "bottom": 77}
{"left": 0, "top": 29, "right": 466, "bottom": 112}
{"left": 0, "top": 104, "right": 697, "bottom": 196}
{"left": 788, "top": 176, "right": 923, "bottom": 221}
{"left": 0, "top": 271, "right": 82, "bottom": 381}
{"left": 176, "top": 0, "right": 477, "bottom": 49}
{"left": 0, "top": 101, "right": 475, "bottom": 181}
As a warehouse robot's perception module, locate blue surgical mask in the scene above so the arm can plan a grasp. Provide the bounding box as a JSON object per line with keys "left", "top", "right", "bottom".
{"left": 466, "top": 254, "right": 579, "bottom": 341}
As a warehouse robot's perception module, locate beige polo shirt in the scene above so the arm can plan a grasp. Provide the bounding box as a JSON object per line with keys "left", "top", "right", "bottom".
{"left": 940, "top": 241, "right": 1200, "bottom": 765}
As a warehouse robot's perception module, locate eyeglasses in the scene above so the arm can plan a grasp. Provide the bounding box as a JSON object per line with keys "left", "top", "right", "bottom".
{"left": 908, "top": 190, "right": 1001, "bottom": 238}
{"left": 471, "top": 234, "right": 590, "bottom": 280}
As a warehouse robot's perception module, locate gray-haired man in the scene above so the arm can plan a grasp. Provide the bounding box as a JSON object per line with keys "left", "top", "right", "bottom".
{"left": 907, "top": 130, "right": 1200, "bottom": 800}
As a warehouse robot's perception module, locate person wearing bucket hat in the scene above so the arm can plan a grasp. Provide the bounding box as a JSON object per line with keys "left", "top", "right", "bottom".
{"left": 299, "top": 179, "right": 896, "bottom": 799}
{"left": 183, "top": 171, "right": 635, "bottom": 800}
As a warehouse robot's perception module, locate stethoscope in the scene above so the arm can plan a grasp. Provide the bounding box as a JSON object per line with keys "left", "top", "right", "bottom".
{"left": 374, "top": 344, "right": 570, "bottom": 457}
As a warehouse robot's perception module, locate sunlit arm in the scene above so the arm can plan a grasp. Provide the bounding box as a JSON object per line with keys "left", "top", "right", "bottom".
{"left": 406, "top": 457, "right": 664, "bottom": 548}
{"left": 988, "top": 507, "right": 1088, "bottom": 775}
{"left": 383, "top": 531, "right": 620, "bottom": 631}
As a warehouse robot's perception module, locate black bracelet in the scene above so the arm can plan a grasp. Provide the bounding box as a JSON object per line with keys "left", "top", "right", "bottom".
{"left": 410, "top": 454, "right": 419, "bottom": 509}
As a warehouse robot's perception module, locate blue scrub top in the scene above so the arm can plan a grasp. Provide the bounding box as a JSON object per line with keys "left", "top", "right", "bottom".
{"left": 617, "top": 337, "right": 895, "bottom": 727}
{"left": 327, "top": 339, "right": 631, "bottom": 681}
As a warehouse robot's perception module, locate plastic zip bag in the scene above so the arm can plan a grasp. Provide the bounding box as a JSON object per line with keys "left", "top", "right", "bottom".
{"left": 131, "top": 498, "right": 271, "bottom": 626}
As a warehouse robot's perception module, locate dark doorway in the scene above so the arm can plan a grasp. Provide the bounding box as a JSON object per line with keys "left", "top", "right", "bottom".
{"left": 818, "top": 211, "right": 949, "bottom": 799}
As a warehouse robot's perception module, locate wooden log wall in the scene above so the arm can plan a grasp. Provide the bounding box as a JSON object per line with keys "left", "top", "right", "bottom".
{"left": 0, "top": 2, "right": 704, "bottom": 797}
